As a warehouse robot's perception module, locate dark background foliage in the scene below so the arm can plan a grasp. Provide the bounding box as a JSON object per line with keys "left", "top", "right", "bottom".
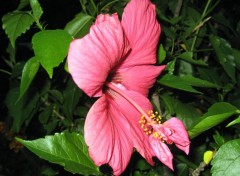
{"left": 1, "top": 0, "right": 240, "bottom": 175}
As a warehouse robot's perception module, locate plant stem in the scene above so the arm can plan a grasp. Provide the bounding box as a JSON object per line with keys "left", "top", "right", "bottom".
{"left": 190, "top": 0, "right": 212, "bottom": 52}
{"left": 0, "top": 69, "right": 11, "bottom": 75}
{"left": 41, "top": 97, "right": 65, "bottom": 121}
{"left": 174, "top": 0, "right": 183, "bottom": 17}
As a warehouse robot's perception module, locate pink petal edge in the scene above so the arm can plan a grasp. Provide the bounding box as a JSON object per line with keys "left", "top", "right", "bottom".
{"left": 68, "top": 13, "right": 130, "bottom": 97}
{"left": 84, "top": 94, "right": 133, "bottom": 175}
{"left": 121, "top": 0, "right": 161, "bottom": 67}
{"left": 163, "top": 118, "right": 190, "bottom": 155}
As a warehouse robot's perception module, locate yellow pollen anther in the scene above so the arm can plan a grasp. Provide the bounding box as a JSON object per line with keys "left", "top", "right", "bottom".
{"left": 139, "top": 110, "right": 164, "bottom": 139}
{"left": 153, "top": 132, "right": 159, "bottom": 138}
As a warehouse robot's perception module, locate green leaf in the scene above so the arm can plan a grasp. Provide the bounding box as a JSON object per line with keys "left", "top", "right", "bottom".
{"left": 175, "top": 100, "right": 201, "bottom": 130}
{"left": 158, "top": 74, "right": 201, "bottom": 94}
{"left": 17, "top": 0, "right": 30, "bottom": 10}
{"left": 16, "top": 132, "right": 100, "bottom": 175}
{"left": 30, "top": 0, "right": 43, "bottom": 21}
{"left": 64, "top": 13, "right": 94, "bottom": 38}
{"left": 213, "top": 132, "right": 225, "bottom": 147}
{"left": 2, "top": 11, "right": 34, "bottom": 47}
{"left": 211, "top": 139, "right": 240, "bottom": 176}
{"left": 32, "top": 30, "right": 72, "bottom": 78}
{"left": 63, "top": 80, "right": 82, "bottom": 119}
{"left": 17, "top": 57, "right": 40, "bottom": 102}
{"left": 160, "top": 93, "right": 200, "bottom": 129}
{"left": 226, "top": 115, "right": 240, "bottom": 127}
{"left": 178, "top": 51, "right": 207, "bottom": 66}
{"left": 180, "top": 75, "right": 220, "bottom": 88}
{"left": 188, "top": 102, "right": 238, "bottom": 139}
{"left": 157, "top": 44, "right": 166, "bottom": 64}
{"left": 210, "top": 35, "right": 236, "bottom": 82}
{"left": 5, "top": 87, "right": 39, "bottom": 132}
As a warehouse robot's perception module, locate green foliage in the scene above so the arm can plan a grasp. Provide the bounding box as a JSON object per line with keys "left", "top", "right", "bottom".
{"left": 32, "top": 30, "right": 72, "bottom": 78}
{"left": 16, "top": 132, "right": 100, "bottom": 175}
{"left": 18, "top": 57, "right": 40, "bottom": 101}
{"left": 65, "top": 13, "right": 94, "bottom": 38}
{"left": 5, "top": 87, "right": 39, "bottom": 132}
{"left": 1, "top": 0, "right": 240, "bottom": 175}
{"left": 2, "top": 12, "right": 34, "bottom": 47}
{"left": 211, "top": 139, "right": 240, "bottom": 176}
{"left": 188, "top": 102, "right": 239, "bottom": 139}
{"left": 158, "top": 74, "right": 201, "bottom": 94}
{"left": 29, "top": 0, "right": 43, "bottom": 21}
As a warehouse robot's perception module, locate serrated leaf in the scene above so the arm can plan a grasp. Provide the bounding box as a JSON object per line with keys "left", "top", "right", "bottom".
{"left": 17, "top": 57, "right": 40, "bottom": 102}
{"left": 188, "top": 102, "right": 238, "bottom": 139}
{"left": 16, "top": 132, "right": 100, "bottom": 175}
{"left": 180, "top": 75, "right": 220, "bottom": 88}
{"left": 64, "top": 13, "right": 93, "bottom": 38}
{"left": 30, "top": 0, "right": 43, "bottom": 21}
{"left": 2, "top": 11, "right": 34, "bottom": 47}
{"left": 32, "top": 30, "right": 72, "bottom": 78}
{"left": 211, "top": 139, "right": 240, "bottom": 176}
{"left": 158, "top": 74, "right": 201, "bottom": 94}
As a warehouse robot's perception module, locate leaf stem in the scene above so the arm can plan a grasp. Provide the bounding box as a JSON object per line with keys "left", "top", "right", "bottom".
{"left": 41, "top": 97, "right": 65, "bottom": 121}
{"left": 0, "top": 68, "right": 11, "bottom": 75}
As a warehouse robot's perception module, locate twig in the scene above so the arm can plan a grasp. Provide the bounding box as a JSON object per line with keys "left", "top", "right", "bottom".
{"left": 190, "top": 0, "right": 212, "bottom": 51}
{"left": 191, "top": 162, "right": 207, "bottom": 176}
{"left": 174, "top": 0, "right": 183, "bottom": 17}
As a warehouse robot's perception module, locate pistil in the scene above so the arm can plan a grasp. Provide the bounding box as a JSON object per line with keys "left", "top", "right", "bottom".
{"left": 106, "top": 82, "right": 173, "bottom": 143}
{"left": 106, "top": 82, "right": 152, "bottom": 122}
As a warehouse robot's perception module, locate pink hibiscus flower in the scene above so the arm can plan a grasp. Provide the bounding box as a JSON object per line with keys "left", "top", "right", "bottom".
{"left": 67, "top": 0, "right": 190, "bottom": 175}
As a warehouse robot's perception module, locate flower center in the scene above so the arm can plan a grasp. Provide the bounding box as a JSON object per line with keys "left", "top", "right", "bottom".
{"left": 106, "top": 82, "right": 174, "bottom": 144}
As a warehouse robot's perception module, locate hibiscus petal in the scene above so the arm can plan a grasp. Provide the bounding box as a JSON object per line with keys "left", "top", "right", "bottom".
{"left": 121, "top": 0, "right": 160, "bottom": 67}
{"left": 114, "top": 65, "right": 165, "bottom": 96}
{"left": 164, "top": 118, "right": 190, "bottom": 154}
{"left": 110, "top": 86, "right": 156, "bottom": 165}
{"left": 150, "top": 136, "right": 173, "bottom": 170}
{"left": 84, "top": 94, "right": 133, "bottom": 175}
{"left": 68, "top": 13, "right": 130, "bottom": 97}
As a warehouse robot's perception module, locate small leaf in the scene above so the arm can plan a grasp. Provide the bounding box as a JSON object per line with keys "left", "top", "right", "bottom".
{"left": 64, "top": 13, "right": 94, "bottom": 38}
{"left": 226, "top": 115, "right": 240, "bottom": 127}
{"left": 32, "top": 30, "right": 72, "bottom": 78}
{"left": 30, "top": 0, "right": 43, "bottom": 21}
{"left": 157, "top": 44, "right": 166, "bottom": 64}
{"left": 211, "top": 139, "right": 240, "bottom": 176}
{"left": 16, "top": 132, "right": 100, "bottom": 175}
{"left": 213, "top": 132, "right": 225, "bottom": 147}
{"left": 158, "top": 74, "right": 201, "bottom": 94}
{"left": 2, "top": 11, "right": 34, "bottom": 47}
{"left": 188, "top": 102, "right": 238, "bottom": 139}
{"left": 17, "top": 57, "right": 40, "bottom": 102}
